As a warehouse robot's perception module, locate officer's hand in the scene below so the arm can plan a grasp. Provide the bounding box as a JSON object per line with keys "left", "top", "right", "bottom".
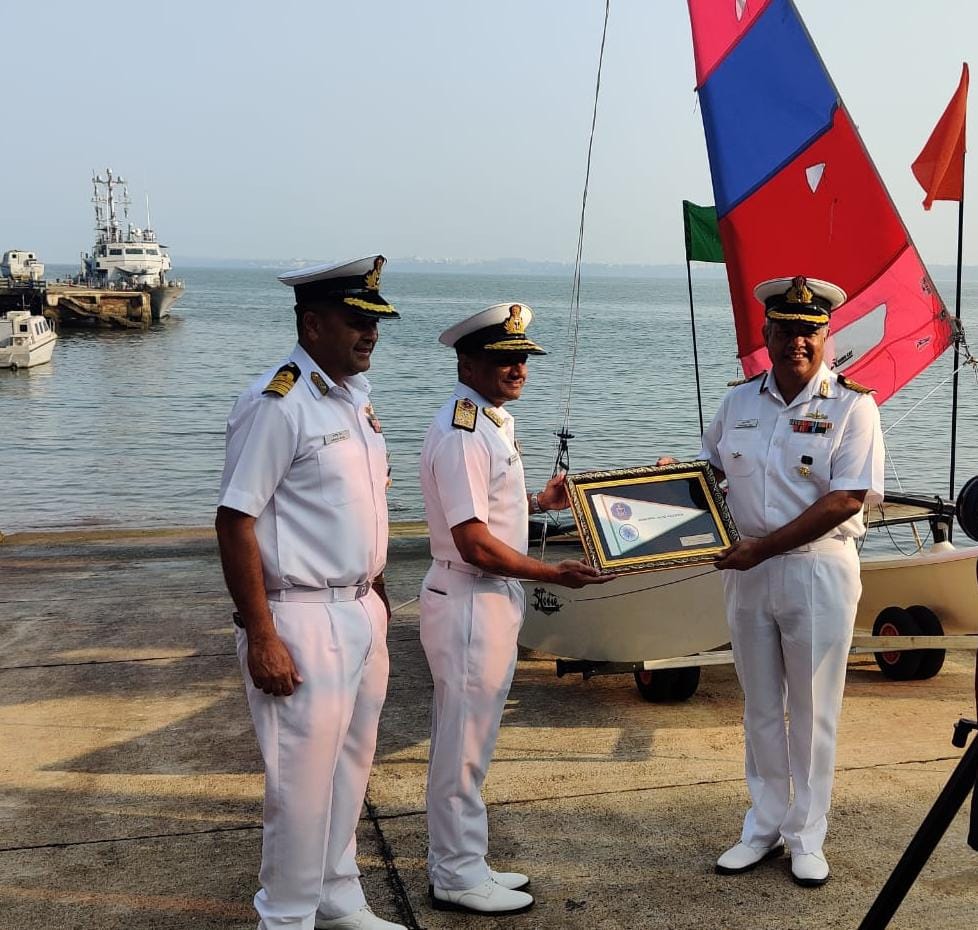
{"left": 714, "top": 538, "right": 767, "bottom": 572}
{"left": 247, "top": 633, "right": 304, "bottom": 696}
{"left": 656, "top": 456, "right": 678, "bottom": 466}
{"left": 552, "top": 559, "right": 617, "bottom": 589}
{"left": 539, "top": 473, "right": 571, "bottom": 511}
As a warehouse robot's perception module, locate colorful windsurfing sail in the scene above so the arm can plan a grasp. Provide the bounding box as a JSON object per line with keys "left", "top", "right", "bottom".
{"left": 686, "top": 0, "right": 954, "bottom": 403}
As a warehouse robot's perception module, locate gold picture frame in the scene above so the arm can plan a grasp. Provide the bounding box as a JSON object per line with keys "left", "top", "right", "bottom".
{"left": 565, "top": 462, "right": 739, "bottom": 575}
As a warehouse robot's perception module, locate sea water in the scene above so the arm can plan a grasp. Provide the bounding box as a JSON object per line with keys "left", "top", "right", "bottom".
{"left": 3, "top": 267, "right": 976, "bottom": 553}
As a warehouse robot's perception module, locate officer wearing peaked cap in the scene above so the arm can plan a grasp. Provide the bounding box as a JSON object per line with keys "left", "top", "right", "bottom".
{"left": 216, "top": 256, "right": 406, "bottom": 930}
{"left": 419, "top": 302, "right": 614, "bottom": 916}
{"left": 663, "top": 275, "right": 884, "bottom": 887}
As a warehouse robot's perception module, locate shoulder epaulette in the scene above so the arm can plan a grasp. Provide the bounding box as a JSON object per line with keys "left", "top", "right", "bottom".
{"left": 452, "top": 398, "right": 478, "bottom": 431}
{"left": 837, "top": 374, "right": 876, "bottom": 394}
{"left": 263, "top": 362, "right": 300, "bottom": 397}
{"left": 483, "top": 406, "right": 505, "bottom": 428}
{"left": 727, "top": 371, "right": 765, "bottom": 388}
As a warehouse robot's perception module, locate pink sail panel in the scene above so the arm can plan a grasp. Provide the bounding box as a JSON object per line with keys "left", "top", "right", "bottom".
{"left": 828, "top": 247, "right": 952, "bottom": 402}
{"left": 717, "top": 107, "right": 909, "bottom": 364}
{"left": 687, "top": 0, "right": 773, "bottom": 87}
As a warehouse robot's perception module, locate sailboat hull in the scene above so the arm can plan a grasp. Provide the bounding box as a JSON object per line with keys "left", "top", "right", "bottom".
{"left": 520, "top": 546, "right": 978, "bottom": 661}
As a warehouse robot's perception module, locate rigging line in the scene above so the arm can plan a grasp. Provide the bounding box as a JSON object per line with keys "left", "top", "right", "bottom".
{"left": 882, "top": 347, "right": 978, "bottom": 437}
{"left": 573, "top": 567, "right": 717, "bottom": 602}
{"left": 557, "top": 0, "right": 611, "bottom": 435}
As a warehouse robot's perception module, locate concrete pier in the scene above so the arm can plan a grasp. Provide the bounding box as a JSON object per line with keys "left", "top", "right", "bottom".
{"left": 0, "top": 281, "right": 152, "bottom": 328}
{"left": 1, "top": 526, "right": 976, "bottom": 929}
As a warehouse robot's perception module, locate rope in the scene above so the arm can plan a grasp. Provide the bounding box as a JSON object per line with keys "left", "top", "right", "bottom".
{"left": 882, "top": 345, "right": 978, "bottom": 436}
{"left": 556, "top": 0, "right": 611, "bottom": 439}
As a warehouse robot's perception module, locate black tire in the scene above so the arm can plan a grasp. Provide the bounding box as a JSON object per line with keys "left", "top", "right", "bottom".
{"left": 873, "top": 607, "right": 923, "bottom": 680}
{"left": 905, "top": 605, "right": 945, "bottom": 679}
{"left": 634, "top": 666, "right": 701, "bottom": 702}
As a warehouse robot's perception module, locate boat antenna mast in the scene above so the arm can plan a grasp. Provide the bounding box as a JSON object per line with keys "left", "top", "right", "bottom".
{"left": 537, "top": 1, "right": 610, "bottom": 557}
{"left": 93, "top": 168, "right": 128, "bottom": 245}
{"left": 553, "top": 0, "right": 611, "bottom": 479}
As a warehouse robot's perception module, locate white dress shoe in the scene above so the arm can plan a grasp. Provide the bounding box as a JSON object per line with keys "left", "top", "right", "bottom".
{"left": 715, "top": 839, "right": 785, "bottom": 874}
{"left": 490, "top": 869, "right": 530, "bottom": 890}
{"left": 431, "top": 877, "right": 534, "bottom": 914}
{"left": 791, "top": 850, "right": 830, "bottom": 886}
{"left": 315, "top": 905, "right": 407, "bottom": 930}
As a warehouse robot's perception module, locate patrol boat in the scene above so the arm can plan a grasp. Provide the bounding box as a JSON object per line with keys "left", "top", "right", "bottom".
{"left": 76, "top": 169, "right": 184, "bottom": 321}
{"left": 518, "top": 0, "right": 978, "bottom": 701}
{"left": 0, "top": 310, "right": 57, "bottom": 369}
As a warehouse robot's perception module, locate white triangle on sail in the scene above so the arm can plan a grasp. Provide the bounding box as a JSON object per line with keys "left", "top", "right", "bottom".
{"left": 828, "top": 303, "right": 887, "bottom": 371}
{"left": 735, "top": 0, "right": 748, "bottom": 22}
{"left": 592, "top": 493, "right": 710, "bottom": 558}
{"left": 806, "top": 163, "right": 826, "bottom": 193}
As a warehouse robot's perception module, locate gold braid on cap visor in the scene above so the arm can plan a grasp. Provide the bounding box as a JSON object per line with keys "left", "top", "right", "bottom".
{"left": 482, "top": 338, "right": 545, "bottom": 352}
{"left": 766, "top": 309, "right": 829, "bottom": 324}
{"left": 343, "top": 296, "right": 398, "bottom": 315}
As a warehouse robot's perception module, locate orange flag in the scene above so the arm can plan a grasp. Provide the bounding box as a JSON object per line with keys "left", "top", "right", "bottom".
{"left": 912, "top": 63, "right": 969, "bottom": 210}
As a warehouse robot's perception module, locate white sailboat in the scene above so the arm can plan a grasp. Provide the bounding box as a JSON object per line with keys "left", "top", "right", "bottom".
{"left": 518, "top": 0, "right": 978, "bottom": 697}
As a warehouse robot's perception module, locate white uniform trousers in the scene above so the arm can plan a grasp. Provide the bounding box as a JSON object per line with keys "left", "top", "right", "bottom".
{"left": 722, "top": 538, "right": 860, "bottom": 854}
{"left": 419, "top": 562, "right": 525, "bottom": 890}
{"left": 235, "top": 590, "right": 390, "bottom": 930}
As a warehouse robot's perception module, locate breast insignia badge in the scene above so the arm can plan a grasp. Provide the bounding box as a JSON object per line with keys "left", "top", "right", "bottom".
{"left": 310, "top": 371, "right": 330, "bottom": 396}
{"left": 365, "top": 403, "right": 383, "bottom": 433}
{"left": 483, "top": 407, "right": 505, "bottom": 428}
{"left": 263, "top": 362, "right": 300, "bottom": 397}
{"left": 452, "top": 398, "right": 478, "bottom": 432}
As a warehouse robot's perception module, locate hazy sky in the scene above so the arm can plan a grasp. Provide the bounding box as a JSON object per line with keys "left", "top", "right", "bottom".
{"left": 3, "top": 1, "right": 975, "bottom": 266}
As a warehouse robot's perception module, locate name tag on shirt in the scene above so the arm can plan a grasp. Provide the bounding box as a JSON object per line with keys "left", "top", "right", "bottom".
{"left": 735, "top": 419, "right": 758, "bottom": 429}
{"left": 508, "top": 452, "right": 521, "bottom": 465}
{"left": 324, "top": 429, "right": 350, "bottom": 446}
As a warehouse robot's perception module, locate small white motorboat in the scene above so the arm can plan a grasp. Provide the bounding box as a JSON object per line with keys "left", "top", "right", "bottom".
{"left": 0, "top": 310, "right": 58, "bottom": 369}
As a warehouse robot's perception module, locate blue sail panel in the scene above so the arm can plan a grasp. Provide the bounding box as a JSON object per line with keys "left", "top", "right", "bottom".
{"left": 700, "top": 0, "right": 837, "bottom": 216}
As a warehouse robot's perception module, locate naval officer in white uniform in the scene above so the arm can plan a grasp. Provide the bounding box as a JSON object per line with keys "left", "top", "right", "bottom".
{"left": 690, "top": 276, "right": 884, "bottom": 886}
{"left": 419, "top": 304, "right": 613, "bottom": 916}
{"left": 216, "top": 257, "right": 406, "bottom": 930}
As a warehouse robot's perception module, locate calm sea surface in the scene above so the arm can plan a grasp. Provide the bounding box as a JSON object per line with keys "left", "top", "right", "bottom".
{"left": 4, "top": 267, "right": 977, "bottom": 551}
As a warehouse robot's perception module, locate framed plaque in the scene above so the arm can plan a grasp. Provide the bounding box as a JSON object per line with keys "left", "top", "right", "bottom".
{"left": 565, "top": 462, "right": 739, "bottom": 575}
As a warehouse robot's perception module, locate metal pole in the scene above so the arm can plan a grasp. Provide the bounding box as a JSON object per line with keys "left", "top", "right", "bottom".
{"left": 949, "top": 194, "right": 965, "bottom": 508}
{"left": 686, "top": 259, "right": 705, "bottom": 436}
{"left": 858, "top": 719, "right": 978, "bottom": 930}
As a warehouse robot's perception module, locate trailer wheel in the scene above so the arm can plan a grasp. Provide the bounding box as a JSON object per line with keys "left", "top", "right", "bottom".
{"left": 873, "top": 607, "right": 923, "bottom": 680}
{"left": 634, "top": 666, "right": 701, "bottom": 702}
{"left": 905, "top": 605, "right": 945, "bottom": 679}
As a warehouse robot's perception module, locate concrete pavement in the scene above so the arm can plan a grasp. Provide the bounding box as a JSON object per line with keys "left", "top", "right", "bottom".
{"left": 1, "top": 527, "right": 976, "bottom": 929}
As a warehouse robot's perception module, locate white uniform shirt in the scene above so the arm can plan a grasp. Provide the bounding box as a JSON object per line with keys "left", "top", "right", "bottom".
{"left": 218, "top": 344, "right": 389, "bottom": 590}
{"left": 420, "top": 382, "right": 528, "bottom": 566}
{"left": 699, "top": 362, "right": 884, "bottom": 540}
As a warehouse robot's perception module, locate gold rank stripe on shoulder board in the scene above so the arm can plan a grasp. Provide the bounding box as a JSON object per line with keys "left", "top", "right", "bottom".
{"left": 837, "top": 374, "right": 876, "bottom": 394}
{"left": 452, "top": 398, "right": 478, "bottom": 432}
{"left": 483, "top": 407, "right": 505, "bottom": 428}
{"left": 263, "top": 362, "right": 300, "bottom": 397}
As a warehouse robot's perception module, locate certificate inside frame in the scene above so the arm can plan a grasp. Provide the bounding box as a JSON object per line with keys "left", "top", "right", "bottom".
{"left": 565, "top": 462, "right": 739, "bottom": 574}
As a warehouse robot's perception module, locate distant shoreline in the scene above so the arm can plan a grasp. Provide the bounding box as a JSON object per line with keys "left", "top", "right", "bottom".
{"left": 39, "top": 259, "right": 978, "bottom": 282}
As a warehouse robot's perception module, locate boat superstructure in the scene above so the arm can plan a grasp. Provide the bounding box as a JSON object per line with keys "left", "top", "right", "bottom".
{"left": 1, "top": 250, "right": 45, "bottom": 283}
{"left": 77, "top": 169, "right": 184, "bottom": 320}
{"left": 0, "top": 310, "right": 57, "bottom": 369}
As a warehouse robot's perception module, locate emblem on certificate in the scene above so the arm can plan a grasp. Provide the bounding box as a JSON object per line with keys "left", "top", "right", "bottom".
{"left": 565, "top": 462, "right": 739, "bottom": 575}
